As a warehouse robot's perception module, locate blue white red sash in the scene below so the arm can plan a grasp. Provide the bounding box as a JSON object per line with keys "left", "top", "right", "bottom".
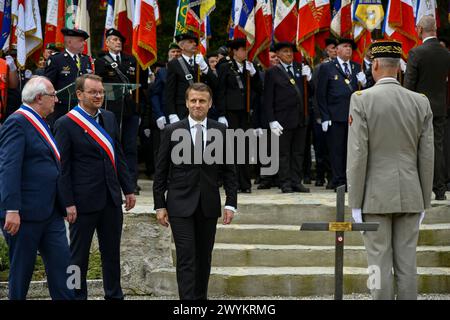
{"left": 67, "top": 106, "right": 116, "bottom": 170}
{"left": 15, "top": 105, "right": 61, "bottom": 162}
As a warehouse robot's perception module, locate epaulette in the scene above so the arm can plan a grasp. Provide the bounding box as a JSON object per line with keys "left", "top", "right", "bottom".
{"left": 355, "top": 91, "right": 362, "bottom": 96}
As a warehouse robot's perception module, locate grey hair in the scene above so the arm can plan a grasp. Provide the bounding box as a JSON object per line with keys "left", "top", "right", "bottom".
{"left": 418, "top": 15, "right": 436, "bottom": 33}
{"left": 21, "top": 76, "right": 51, "bottom": 104}
{"left": 375, "top": 57, "right": 400, "bottom": 69}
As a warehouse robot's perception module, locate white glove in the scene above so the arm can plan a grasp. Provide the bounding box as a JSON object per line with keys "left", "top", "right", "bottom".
{"left": 321, "top": 120, "right": 332, "bottom": 132}
{"left": 245, "top": 60, "right": 257, "bottom": 76}
{"left": 218, "top": 116, "right": 228, "bottom": 127}
{"left": 356, "top": 71, "right": 367, "bottom": 87}
{"left": 143, "top": 129, "right": 151, "bottom": 138}
{"left": 400, "top": 59, "right": 407, "bottom": 73}
{"left": 269, "top": 121, "right": 283, "bottom": 136}
{"left": 195, "top": 54, "right": 209, "bottom": 74}
{"left": 253, "top": 128, "right": 263, "bottom": 137}
{"left": 5, "top": 55, "right": 16, "bottom": 71}
{"left": 156, "top": 116, "right": 166, "bottom": 130}
{"left": 352, "top": 208, "right": 362, "bottom": 223}
{"left": 168, "top": 114, "right": 180, "bottom": 124}
{"left": 419, "top": 211, "right": 425, "bottom": 225}
{"left": 301, "top": 64, "right": 312, "bottom": 81}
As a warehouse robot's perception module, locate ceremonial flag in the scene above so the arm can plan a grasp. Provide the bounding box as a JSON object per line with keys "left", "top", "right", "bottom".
{"left": 43, "top": 0, "right": 65, "bottom": 50}
{"left": 12, "top": 0, "right": 42, "bottom": 68}
{"left": 330, "top": 0, "right": 352, "bottom": 38}
{"left": 352, "top": 1, "right": 372, "bottom": 64}
{"left": 273, "top": 0, "right": 297, "bottom": 43}
{"left": 239, "top": 0, "right": 255, "bottom": 49}
{"left": 314, "top": 0, "right": 331, "bottom": 50}
{"left": 297, "top": 0, "right": 319, "bottom": 61}
{"left": 114, "top": 0, "right": 134, "bottom": 54}
{"left": 415, "top": 0, "right": 437, "bottom": 25}
{"left": 75, "top": 0, "right": 90, "bottom": 55}
{"left": 384, "top": 0, "right": 418, "bottom": 60}
{"left": 133, "top": 0, "right": 159, "bottom": 69}
{"left": 103, "top": 0, "right": 114, "bottom": 48}
{"left": 65, "top": 0, "right": 77, "bottom": 29}
{"left": 229, "top": 0, "right": 246, "bottom": 39}
{"left": 248, "top": 0, "right": 271, "bottom": 67}
{"left": 0, "top": 0, "right": 12, "bottom": 51}
{"left": 354, "top": 0, "right": 384, "bottom": 32}
{"left": 199, "top": 15, "right": 210, "bottom": 55}
{"left": 188, "top": 0, "right": 215, "bottom": 23}
{"left": 175, "top": 0, "right": 190, "bottom": 36}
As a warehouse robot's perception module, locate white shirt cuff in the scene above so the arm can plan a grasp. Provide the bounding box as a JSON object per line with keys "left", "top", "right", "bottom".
{"left": 224, "top": 206, "right": 236, "bottom": 213}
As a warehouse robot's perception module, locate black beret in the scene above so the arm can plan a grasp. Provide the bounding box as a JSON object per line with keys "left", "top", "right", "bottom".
{"left": 61, "top": 27, "right": 89, "bottom": 40}
{"left": 175, "top": 32, "right": 199, "bottom": 44}
{"left": 105, "top": 28, "right": 126, "bottom": 43}
{"left": 227, "top": 38, "right": 247, "bottom": 50}
{"left": 337, "top": 38, "right": 356, "bottom": 50}
{"left": 273, "top": 41, "right": 297, "bottom": 52}
{"left": 168, "top": 42, "right": 181, "bottom": 50}
{"left": 325, "top": 38, "right": 338, "bottom": 47}
{"left": 45, "top": 43, "right": 59, "bottom": 51}
{"left": 217, "top": 46, "right": 229, "bottom": 56}
{"left": 370, "top": 41, "right": 402, "bottom": 59}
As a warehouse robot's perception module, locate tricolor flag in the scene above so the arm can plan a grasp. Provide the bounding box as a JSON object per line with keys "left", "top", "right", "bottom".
{"left": 44, "top": 0, "right": 65, "bottom": 50}
{"left": 114, "top": 0, "right": 134, "bottom": 54}
{"left": 199, "top": 15, "right": 210, "bottom": 55}
{"left": 75, "top": 0, "right": 90, "bottom": 55}
{"left": 352, "top": 0, "right": 372, "bottom": 64}
{"left": 229, "top": 0, "right": 246, "bottom": 39}
{"left": 415, "top": 0, "right": 437, "bottom": 25}
{"left": 188, "top": 0, "right": 215, "bottom": 24}
{"left": 330, "top": 0, "right": 352, "bottom": 38}
{"left": 297, "top": 0, "right": 319, "bottom": 61}
{"left": 354, "top": 0, "right": 384, "bottom": 32}
{"left": 133, "top": 0, "right": 159, "bottom": 69}
{"left": 239, "top": 0, "right": 256, "bottom": 49}
{"left": 103, "top": 0, "right": 114, "bottom": 48}
{"left": 0, "top": 0, "right": 12, "bottom": 51}
{"left": 273, "top": 0, "right": 297, "bottom": 43}
{"left": 248, "top": 0, "right": 271, "bottom": 67}
{"left": 384, "top": 0, "right": 418, "bottom": 60}
{"left": 314, "top": 0, "right": 331, "bottom": 50}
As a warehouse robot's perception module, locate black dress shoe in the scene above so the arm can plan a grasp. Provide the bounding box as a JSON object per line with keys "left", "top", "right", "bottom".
{"left": 334, "top": 185, "right": 348, "bottom": 193}
{"left": 257, "top": 182, "right": 272, "bottom": 189}
{"left": 254, "top": 177, "right": 261, "bottom": 185}
{"left": 315, "top": 180, "right": 325, "bottom": 187}
{"left": 292, "top": 184, "right": 310, "bottom": 193}
{"left": 325, "top": 183, "right": 336, "bottom": 190}
{"left": 435, "top": 194, "right": 447, "bottom": 201}
{"left": 136, "top": 184, "right": 142, "bottom": 191}
{"left": 134, "top": 187, "right": 140, "bottom": 195}
{"left": 281, "top": 187, "right": 293, "bottom": 193}
{"left": 303, "top": 177, "right": 312, "bottom": 184}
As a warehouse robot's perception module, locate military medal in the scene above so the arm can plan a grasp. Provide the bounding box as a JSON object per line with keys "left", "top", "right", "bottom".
{"left": 345, "top": 79, "right": 350, "bottom": 85}
{"left": 334, "top": 75, "right": 338, "bottom": 80}
{"left": 290, "top": 78, "right": 296, "bottom": 85}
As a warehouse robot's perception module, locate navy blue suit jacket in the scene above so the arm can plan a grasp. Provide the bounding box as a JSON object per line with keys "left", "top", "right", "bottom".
{"left": 316, "top": 59, "right": 361, "bottom": 122}
{"left": 0, "top": 111, "right": 63, "bottom": 221}
{"left": 53, "top": 109, "right": 134, "bottom": 214}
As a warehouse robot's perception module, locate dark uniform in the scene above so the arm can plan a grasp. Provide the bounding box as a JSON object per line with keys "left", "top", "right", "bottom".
{"left": 216, "top": 39, "right": 262, "bottom": 192}
{"left": 316, "top": 39, "right": 362, "bottom": 189}
{"left": 44, "top": 28, "right": 92, "bottom": 125}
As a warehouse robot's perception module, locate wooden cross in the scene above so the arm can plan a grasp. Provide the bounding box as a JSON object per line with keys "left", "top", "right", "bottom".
{"left": 300, "top": 185, "right": 379, "bottom": 300}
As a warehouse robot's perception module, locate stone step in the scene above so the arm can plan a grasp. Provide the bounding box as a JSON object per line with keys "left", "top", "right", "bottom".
{"left": 213, "top": 223, "right": 450, "bottom": 246}
{"left": 171, "top": 244, "right": 450, "bottom": 268}
{"left": 146, "top": 266, "right": 450, "bottom": 297}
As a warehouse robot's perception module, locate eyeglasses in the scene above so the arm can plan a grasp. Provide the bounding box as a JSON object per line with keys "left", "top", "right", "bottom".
{"left": 84, "top": 91, "right": 105, "bottom": 97}
{"left": 42, "top": 92, "right": 57, "bottom": 98}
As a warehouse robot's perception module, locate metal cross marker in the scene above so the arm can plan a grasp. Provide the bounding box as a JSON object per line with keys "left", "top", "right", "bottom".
{"left": 300, "top": 185, "right": 379, "bottom": 300}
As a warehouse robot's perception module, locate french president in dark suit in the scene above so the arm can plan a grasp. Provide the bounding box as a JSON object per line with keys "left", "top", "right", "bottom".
{"left": 54, "top": 74, "right": 136, "bottom": 300}
{"left": 153, "top": 83, "right": 238, "bottom": 300}
{"left": 0, "top": 76, "right": 73, "bottom": 300}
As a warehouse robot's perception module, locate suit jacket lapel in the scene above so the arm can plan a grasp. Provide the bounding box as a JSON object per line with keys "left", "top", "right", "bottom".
{"left": 34, "top": 129, "right": 60, "bottom": 166}
{"left": 333, "top": 61, "right": 347, "bottom": 78}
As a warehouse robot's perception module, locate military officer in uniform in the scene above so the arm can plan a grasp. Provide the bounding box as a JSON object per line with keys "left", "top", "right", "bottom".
{"left": 316, "top": 38, "right": 366, "bottom": 190}
{"left": 164, "top": 32, "right": 217, "bottom": 124}
{"left": 44, "top": 28, "right": 93, "bottom": 125}
{"left": 95, "top": 28, "right": 148, "bottom": 194}
{"left": 347, "top": 41, "right": 434, "bottom": 300}
{"left": 216, "top": 38, "right": 262, "bottom": 193}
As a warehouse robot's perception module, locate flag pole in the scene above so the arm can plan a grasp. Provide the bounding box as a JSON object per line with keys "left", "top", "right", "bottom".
{"left": 136, "top": 66, "right": 140, "bottom": 104}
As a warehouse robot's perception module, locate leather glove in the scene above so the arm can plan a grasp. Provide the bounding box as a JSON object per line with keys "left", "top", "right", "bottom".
{"left": 245, "top": 60, "right": 257, "bottom": 76}
{"left": 356, "top": 71, "right": 367, "bottom": 87}
{"left": 253, "top": 128, "right": 263, "bottom": 137}
{"left": 195, "top": 54, "right": 209, "bottom": 74}
{"left": 301, "top": 64, "right": 312, "bottom": 81}
{"left": 143, "top": 129, "right": 151, "bottom": 138}
{"left": 269, "top": 121, "right": 283, "bottom": 136}
{"left": 168, "top": 114, "right": 180, "bottom": 124}
{"left": 156, "top": 116, "right": 166, "bottom": 130}
{"left": 321, "top": 120, "right": 332, "bottom": 132}
{"left": 218, "top": 116, "right": 228, "bottom": 127}
{"left": 5, "top": 55, "right": 16, "bottom": 71}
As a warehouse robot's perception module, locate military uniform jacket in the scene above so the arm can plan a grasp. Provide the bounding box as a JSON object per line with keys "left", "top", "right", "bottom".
{"left": 263, "top": 62, "right": 306, "bottom": 129}
{"left": 95, "top": 52, "right": 147, "bottom": 117}
{"left": 347, "top": 78, "right": 434, "bottom": 214}
{"left": 216, "top": 59, "right": 261, "bottom": 116}
{"left": 316, "top": 58, "right": 360, "bottom": 122}
{"left": 404, "top": 37, "right": 450, "bottom": 117}
{"left": 164, "top": 57, "right": 218, "bottom": 119}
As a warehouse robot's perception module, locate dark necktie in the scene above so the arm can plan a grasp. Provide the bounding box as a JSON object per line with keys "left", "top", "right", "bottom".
{"left": 194, "top": 123, "right": 204, "bottom": 164}
{"left": 343, "top": 62, "right": 351, "bottom": 78}
{"left": 189, "top": 58, "right": 194, "bottom": 68}
{"left": 73, "top": 54, "right": 80, "bottom": 70}
{"left": 115, "top": 55, "right": 121, "bottom": 64}
{"left": 287, "top": 65, "right": 295, "bottom": 78}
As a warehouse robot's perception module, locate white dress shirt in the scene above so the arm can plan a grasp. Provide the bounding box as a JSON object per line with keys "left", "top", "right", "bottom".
{"left": 337, "top": 56, "right": 352, "bottom": 75}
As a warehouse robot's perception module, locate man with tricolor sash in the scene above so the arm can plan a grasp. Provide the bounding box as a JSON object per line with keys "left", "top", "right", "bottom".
{"left": 0, "top": 76, "right": 74, "bottom": 300}
{"left": 54, "top": 74, "right": 136, "bottom": 300}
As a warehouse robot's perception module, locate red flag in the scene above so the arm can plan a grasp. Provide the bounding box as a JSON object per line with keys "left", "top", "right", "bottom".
{"left": 273, "top": 0, "right": 297, "bottom": 42}
{"left": 115, "top": 0, "right": 134, "bottom": 55}
{"left": 248, "top": 0, "right": 270, "bottom": 68}
{"left": 297, "top": 0, "right": 318, "bottom": 61}
{"left": 132, "top": 0, "right": 159, "bottom": 69}
{"left": 314, "top": 1, "right": 331, "bottom": 50}
{"left": 44, "top": 0, "right": 65, "bottom": 50}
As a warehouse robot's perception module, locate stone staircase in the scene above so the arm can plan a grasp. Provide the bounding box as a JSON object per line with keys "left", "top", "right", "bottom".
{"left": 146, "top": 185, "right": 450, "bottom": 297}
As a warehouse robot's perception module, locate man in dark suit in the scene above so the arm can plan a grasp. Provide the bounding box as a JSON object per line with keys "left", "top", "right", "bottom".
{"left": 54, "top": 74, "right": 136, "bottom": 300}
{"left": 153, "top": 83, "right": 237, "bottom": 300}
{"left": 44, "top": 28, "right": 93, "bottom": 125}
{"left": 263, "top": 42, "right": 311, "bottom": 193}
{"left": 316, "top": 38, "right": 366, "bottom": 190}
{"left": 404, "top": 15, "right": 450, "bottom": 201}
{"left": 95, "top": 28, "right": 148, "bottom": 195}
{"left": 0, "top": 76, "right": 73, "bottom": 300}
{"left": 164, "top": 32, "right": 217, "bottom": 124}
{"left": 216, "top": 38, "right": 262, "bottom": 193}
